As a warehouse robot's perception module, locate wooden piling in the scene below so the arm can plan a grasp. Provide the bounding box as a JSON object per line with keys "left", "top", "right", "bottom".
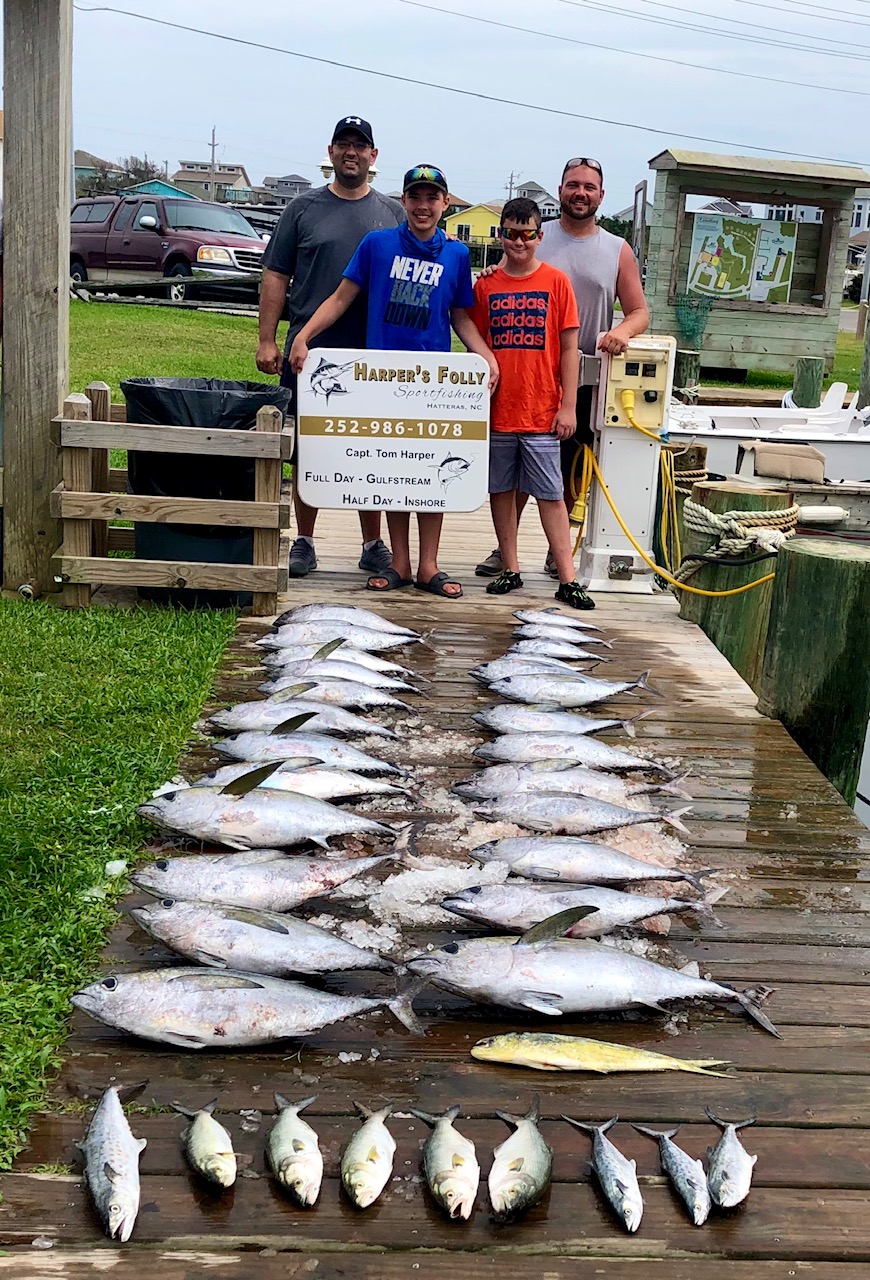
{"left": 757, "top": 536, "right": 870, "bottom": 803}
{"left": 674, "top": 349, "right": 701, "bottom": 403}
{"left": 678, "top": 481, "right": 792, "bottom": 690}
{"left": 792, "top": 356, "right": 824, "bottom": 409}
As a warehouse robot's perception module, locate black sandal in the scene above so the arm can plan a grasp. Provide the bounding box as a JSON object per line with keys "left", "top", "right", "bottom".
{"left": 486, "top": 569, "right": 524, "bottom": 595}
{"left": 555, "top": 580, "right": 595, "bottom": 610}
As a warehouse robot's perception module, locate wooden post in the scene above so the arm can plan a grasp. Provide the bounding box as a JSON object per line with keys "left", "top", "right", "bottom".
{"left": 792, "top": 356, "right": 824, "bottom": 409}
{"left": 677, "top": 481, "right": 792, "bottom": 691}
{"left": 674, "top": 349, "right": 701, "bottom": 404}
{"left": 857, "top": 300, "right": 868, "bottom": 344}
{"left": 758, "top": 537, "right": 870, "bottom": 804}
{"left": 252, "top": 405, "right": 282, "bottom": 616}
{"left": 60, "top": 394, "right": 93, "bottom": 607}
{"left": 2, "top": 0, "right": 73, "bottom": 597}
{"left": 85, "top": 381, "right": 111, "bottom": 558}
{"left": 860, "top": 308, "right": 870, "bottom": 410}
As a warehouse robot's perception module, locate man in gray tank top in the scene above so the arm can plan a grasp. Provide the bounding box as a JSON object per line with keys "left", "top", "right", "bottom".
{"left": 476, "top": 157, "right": 649, "bottom": 578}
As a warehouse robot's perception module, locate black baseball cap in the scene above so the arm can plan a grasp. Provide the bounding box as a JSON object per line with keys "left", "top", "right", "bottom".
{"left": 331, "top": 116, "right": 375, "bottom": 146}
{"left": 403, "top": 164, "right": 449, "bottom": 194}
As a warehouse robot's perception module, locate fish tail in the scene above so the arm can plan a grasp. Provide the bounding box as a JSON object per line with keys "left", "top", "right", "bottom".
{"left": 171, "top": 1101, "right": 200, "bottom": 1119}
{"left": 658, "top": 771, "right": 694, "bottom": 800}
{"left": 705, "top": 1106, "right": 757, "bottom": 1130}
{"left": 684, "top": 867, "right": 716, "bottom": 891}
{"left": 633, "top": 670, "right": 665, "bottom": 698}
{"left": 386, "top": 974, "right": 426, "bottom": 1035}
{"left": 662, "top": 805, "right": 693, "bottom": 835}
{"left": 354, "top": 1100, "right": 394, "bottom": 1121}
{"left": 275, "top": 1093, "right": 317, "bottom": 1114}
{"left": 420, "top": 629, "right": 443, "bottom": 654}
{"left": 562, "top": 1114, "right": 617, "bottom": 1134}
{"left": 393, "top": 820, "right": 435, "bottom": 867}
{"left": 734, "top": 986, "right": 781, "bottom": 1038}
{"left": 410, "top": 1104, "right": 460, "bottom": 1127}
{"left": 621, "top": 709, "right": 655, "bottom": 738}
{"left": 632, "top": 1123, "right": 681, "bottom": 1140}
{"left": 496, "top": 1094, "right": 541, "bottom": 1128}
{"left": 681, "top": 1062, "right": 733, "bottom": 1078}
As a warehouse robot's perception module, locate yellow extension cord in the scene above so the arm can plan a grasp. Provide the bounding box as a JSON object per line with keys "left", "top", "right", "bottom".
{"left": 568, "top": 387, "right": 775, "bottom": 598}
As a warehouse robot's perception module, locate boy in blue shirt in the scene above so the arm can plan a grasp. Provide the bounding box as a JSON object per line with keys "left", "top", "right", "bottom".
{"left": 290, "top": 164, "right": 498, "bottom": 597}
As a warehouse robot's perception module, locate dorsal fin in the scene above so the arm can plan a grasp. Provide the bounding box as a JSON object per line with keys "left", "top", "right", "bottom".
{"left": 270, "top": 711, "right": 318, "bottom": 735}
{"left": 273, "top": 681, "right": 318, "bottom": 704}
{"left": 518, "top": 906, "right": 598, "bottom": 946}
{"left": 220, "top": 761, "right": 284, "bottom": 795}
{"left": 313, "top": 638, "right": 346, "bottom": 660}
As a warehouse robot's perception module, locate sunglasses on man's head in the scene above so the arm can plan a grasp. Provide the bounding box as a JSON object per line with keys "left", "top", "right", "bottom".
{"left": 501, "top": 226, "right": 541, "bottom": 241}
{"left": 563, "top": 156, "right": 604, "bottom": 177}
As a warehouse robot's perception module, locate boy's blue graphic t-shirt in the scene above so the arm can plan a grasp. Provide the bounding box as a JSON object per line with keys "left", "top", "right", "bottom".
{"left": 343, "top": 224, "right": 474, "bottom": 351}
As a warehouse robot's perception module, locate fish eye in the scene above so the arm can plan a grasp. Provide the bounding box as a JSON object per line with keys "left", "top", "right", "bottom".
{"left": 101, "top": 977, "right": 118, "bottom": 991}
{"left": 160, "top": 898, "right": 175, "bottom": 909}
{"left": 442, "top": 943, "right": 460, "bottom": 955}
{"left": 468, "top": 886, "right": 483, "bottom": 895}
{"left": 156, "top": 860, "right": 169, "bottom": 871}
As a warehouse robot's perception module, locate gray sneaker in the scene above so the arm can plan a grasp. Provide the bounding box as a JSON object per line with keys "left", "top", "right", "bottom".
{"left": 358, "top": 539, "right": 392, "bottom": 574}
{"left": 475, "top": 548, "right": 503, "bottom": 577}
{"left": 289, "top": 537, "right": 317, "bottom": 578}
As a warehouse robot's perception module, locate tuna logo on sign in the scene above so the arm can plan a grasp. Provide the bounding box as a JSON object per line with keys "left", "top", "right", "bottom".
{"left": 309, "top": 357, "right": 354, "bottom": 404}
{"left": 431, "top": 454, "right": 471, "bottom": 492}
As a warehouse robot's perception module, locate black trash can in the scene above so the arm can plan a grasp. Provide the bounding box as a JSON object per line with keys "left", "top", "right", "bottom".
{"left": 122, "top": 377, "right": 292, "bottom": 608}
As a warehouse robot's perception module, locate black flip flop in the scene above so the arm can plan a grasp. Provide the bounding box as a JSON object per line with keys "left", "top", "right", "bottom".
{"left": 366, "top": 567, "right": 413, "bottom": 592}
{"left": 414, "top": 571, "right": 463, "bottom": 598}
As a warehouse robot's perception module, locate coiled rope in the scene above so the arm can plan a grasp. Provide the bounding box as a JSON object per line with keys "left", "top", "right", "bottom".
{"left": 674, "top": 498, "right": 800, "bottom": 583}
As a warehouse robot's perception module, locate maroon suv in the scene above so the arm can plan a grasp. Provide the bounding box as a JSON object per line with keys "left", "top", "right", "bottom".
{"left": 70, "top": 196, "right": 266, "bottom": 299}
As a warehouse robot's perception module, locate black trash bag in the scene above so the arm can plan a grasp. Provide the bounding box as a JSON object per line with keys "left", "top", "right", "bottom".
{"left": 122, "top": 377, "right": 292, "bottom": 608}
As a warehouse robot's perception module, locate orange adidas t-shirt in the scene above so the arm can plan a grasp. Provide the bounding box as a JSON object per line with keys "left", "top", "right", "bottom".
{"left": 470, "top": 261, "right": 579, "bottom": 434}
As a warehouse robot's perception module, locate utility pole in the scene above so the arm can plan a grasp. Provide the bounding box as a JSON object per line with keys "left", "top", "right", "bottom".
{"left": 505, "top": 170, "right": 522, "bottom": 200}
{"left": 208, "top": 126, "right": 218, "bottom": 200}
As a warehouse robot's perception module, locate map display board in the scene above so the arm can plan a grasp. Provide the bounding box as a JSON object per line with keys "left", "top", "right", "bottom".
{"left": 687, "top": 214, "right": 797, "bottom": 303}
{"left": 296, "top": 349, "right": 491, "bottom": 513}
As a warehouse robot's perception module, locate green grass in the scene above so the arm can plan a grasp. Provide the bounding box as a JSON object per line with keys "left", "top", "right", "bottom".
{"left": 70, "top": 300, "right": 286, "bottom": 399}
{"left": 0, "top": 602, "right": 235, "bottom": 1168}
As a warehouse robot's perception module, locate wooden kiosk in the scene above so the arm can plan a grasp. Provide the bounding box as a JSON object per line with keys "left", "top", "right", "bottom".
{"left": 645, "top": 149, "right": 870, "bottom": 374}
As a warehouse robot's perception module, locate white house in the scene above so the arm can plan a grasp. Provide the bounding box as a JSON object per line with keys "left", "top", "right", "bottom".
{"left": 516, "top": 180, "right": 559, "bottom": 219}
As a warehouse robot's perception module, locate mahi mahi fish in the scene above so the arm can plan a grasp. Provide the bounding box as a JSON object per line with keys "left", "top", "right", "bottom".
{"left": 471, "top": 834, "right": 706, "bottom": 888}
{"left": 267, "top": 1094, "right": 323, "bottom": 1205}
{"left": 564, "top": 1116, "right": 643, "bottom": 1233}
{"left": 705, "top": 1109, "right": 758, "bottom": 1207}
{"left": 76, "top": 1086, "right": 147, "bottom": 1242}
{"left": 341, "top": 1102, "right": 396, "bottom": 1208}
{"left": 470, "top": 1031, "right": 731, "bottom": 1076}
{"left": 132, "top": 849, "right": 394, "bottom": 912}
{"left": 633, "top": 1124, "right": 711, "bottom": 1225}
{"left": 442, "top": 882, "right": 710, "bottom": 936}
{"left": 488, "top": 670, "right": 661, "bottom": 708}
{"left": 473, "top": 793, "right": 692, "bottom": 837}
{"left": 406, "top": 918, "right": 779, "bottom": 1035}
{"left": 137, "top": 785, "right": 392, "bottom": 850}
{"left": 71, "top": 967, "right": 422, "bottom": 1048}
{"left": 411, "top": 1105, "right": 480, "bottom": 1220}
{"left": 132, "top": 898, "right": 392, "bottom": 976}
{"left": 488, "top": 1096, "right": 552, "bottom": 1217}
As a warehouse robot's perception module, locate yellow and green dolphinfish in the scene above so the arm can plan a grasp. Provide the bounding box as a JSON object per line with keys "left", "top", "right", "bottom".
{"left": 471, "top": 1032, "right": 732, "bottom": 1077}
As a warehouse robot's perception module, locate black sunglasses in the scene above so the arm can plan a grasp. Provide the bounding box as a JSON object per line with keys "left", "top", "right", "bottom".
{"left": 563, "top": 156, "right": 604, "bottom": 179}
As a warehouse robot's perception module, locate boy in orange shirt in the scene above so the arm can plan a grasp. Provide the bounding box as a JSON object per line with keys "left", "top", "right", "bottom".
{"left": 470, "top": 197, "right": 594, "bottom": 609}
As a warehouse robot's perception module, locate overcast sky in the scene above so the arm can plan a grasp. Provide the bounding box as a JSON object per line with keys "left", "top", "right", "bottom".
{"left": 66, "top": 0, "right": 870, "bottom": 211}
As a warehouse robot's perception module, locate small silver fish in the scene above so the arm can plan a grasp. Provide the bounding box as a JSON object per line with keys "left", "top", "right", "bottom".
{"left": 513, "top": 608, "right": 601, "bottom": 632}
{"left": 76, "top": 1086, "right": 147, "bottom": 1242}
{"left": 341, "top": 1102, "right": 396, "bottom": 1208}
{"left": 267, "top": 1094, "right": 323, "bottom": 1205}
{"left": 470, "top": 834, "right": 707, "bottom": 889}
{"left": 488, "top": 1096, "right": 552, "bottom": 1217}
{"left": 473, "top": 792, "right": 692, "bottom": 838}
{"left": 172, "top": 1099, "right": 236, "bottom": 1187}
{"left": 705, "top": 1109, "right": 758, "bottom": 1207}
{"left": 633, "top": 1124, "right": 710, "bottom": 1225}
{"left": 565, "top": 1116, "right": 643, "bottom": 1233}
{"left": 471, "top": 704, "right": 651, "bottom": 738}
{"left": 411, "top": 1105, "right": 480, "bottom": 1221}
{"left": 215, "top": 730, "right": 404, "bottom": 773}
{"left": 273, "top": 603, "right": 418, "bottom": 636}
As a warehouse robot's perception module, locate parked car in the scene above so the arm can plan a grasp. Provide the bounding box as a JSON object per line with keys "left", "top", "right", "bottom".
{"left": 70, "top": 196, "right": 266, "bottom": 300}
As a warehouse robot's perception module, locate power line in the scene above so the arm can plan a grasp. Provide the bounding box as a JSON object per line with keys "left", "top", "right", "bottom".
{"left": 556, "top": 0, "right": 870, "bottom": 61}
{"left": 402, "top": 0, "right": 870, "bottom": 101}
{"left": 73, "top": 5, "right": 868, "bottom": 164}
{"left": 630, "top": 0, "right": 870, "bottom": 48}
{"left": 722, "top": 0, "right": 870, "bottom": 28}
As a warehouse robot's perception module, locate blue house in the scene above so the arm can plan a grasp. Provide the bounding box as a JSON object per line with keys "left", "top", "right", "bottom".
{"left": 119, "top": 179, "right": 199, "bottom": 200}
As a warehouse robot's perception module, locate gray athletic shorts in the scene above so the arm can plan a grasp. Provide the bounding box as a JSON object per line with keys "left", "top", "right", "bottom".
{"left": 489, "top": 431, "right": 563, "bottom": 502}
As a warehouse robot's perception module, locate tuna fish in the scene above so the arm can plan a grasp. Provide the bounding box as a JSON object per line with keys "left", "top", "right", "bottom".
{"left": 406, "top": 922, "right": 779, "bottom": 1035}
{"left": 341, "top": 1102, "right": 396, "bottom": 1208}
{"left": 509, "top": 638, "right": 614, "bottom": 663}
{"left": 488, "top": 1097, "right": 552, "bottom": 1217}
{"left": 705, "top": 1109, "right": 758, "bottom": 1207}
{"left": 215, "top": 731, "right": 405, "bottom": 774}
{"left": 273, "top": 603, "right": 418, "bottom": 636}
{"left": 76, "top": 1087, "right": 147, "bottom": 1242}
{"left": 411, "top": 1105, "right": 480, "bottom": 1221}
{"left": 267, "top": 1094, "right": 323, "bottom": 1205}
{"left": 512, "top": 624, "right": 608, "bottom": 645}
{"left": 512, "top": 608, "right": 601, "bottom": 631}
{"left": 487, "top": 670, "right": 661, "bottom": 708}
{"left": 469, "top": 657, "right": 591, "bottom": 686}
{"left": 473, "top": 793, "right": 692, "bottom": 837}
{"left": 633, "top": 1124, "right": 711, "bottom": 1225}
{"left": 210, "top": 697, "right": 399, "bottom": 737}
{"left": 260, "top": 661, "right": 418, "bottom": 694}
{"left": 564, "top": 1117, "right": 643, "bottom": 1233}
{"left": 132, "top": 849, "right": 394, "bottom": 912}
{"left": 471, "top": 834, "right": 706, "bottom": 889}
{"left": 473, "top": 732, "right": 669, "bottom": 773}
{"left": 472, "top": 705, "right": 651, "bottom": 737}
{"left": 257, "top": 622, "right": 422, "bottom": 653}
{"left": 454, "top": 760, "right": 686, "bottom": 804}
{"left": 137, "top": 785, "right": 393, "bottom": 850}
{"left": 72, "top": 967, "right": 422, "bottom": 1047}
{"left": 261, "top": 645, "right": 412, "bottom": 677}
{"left": 132, "top": 898, "right": 392, "bottom": 975}
{"left": 441, "top": 882, "right": 711, "bottom": 936}
{"left": 193, "top": 762, "right": 411, "bottom": 803}
{"left": 172, "top": 1099, "right": 236, "bottom": 1188}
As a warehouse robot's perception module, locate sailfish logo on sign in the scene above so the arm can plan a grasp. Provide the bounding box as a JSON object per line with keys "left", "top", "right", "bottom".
{"left": 309, "top": 357, "right": 354, "bottom": 404}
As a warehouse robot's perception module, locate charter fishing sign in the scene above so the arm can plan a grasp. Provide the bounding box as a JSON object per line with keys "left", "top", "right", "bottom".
{"left": 296, "top": 349, "right": 491, "bottom": 512}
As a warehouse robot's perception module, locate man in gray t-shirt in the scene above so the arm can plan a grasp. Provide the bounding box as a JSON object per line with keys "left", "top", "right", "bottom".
{"left": 256, "top": 116, "right": 403, "bottom": 578}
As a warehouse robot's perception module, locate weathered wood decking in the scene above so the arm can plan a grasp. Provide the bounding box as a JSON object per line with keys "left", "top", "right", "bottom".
{"left": 3, "top": 509, "right": 870, "bottom": 1276}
